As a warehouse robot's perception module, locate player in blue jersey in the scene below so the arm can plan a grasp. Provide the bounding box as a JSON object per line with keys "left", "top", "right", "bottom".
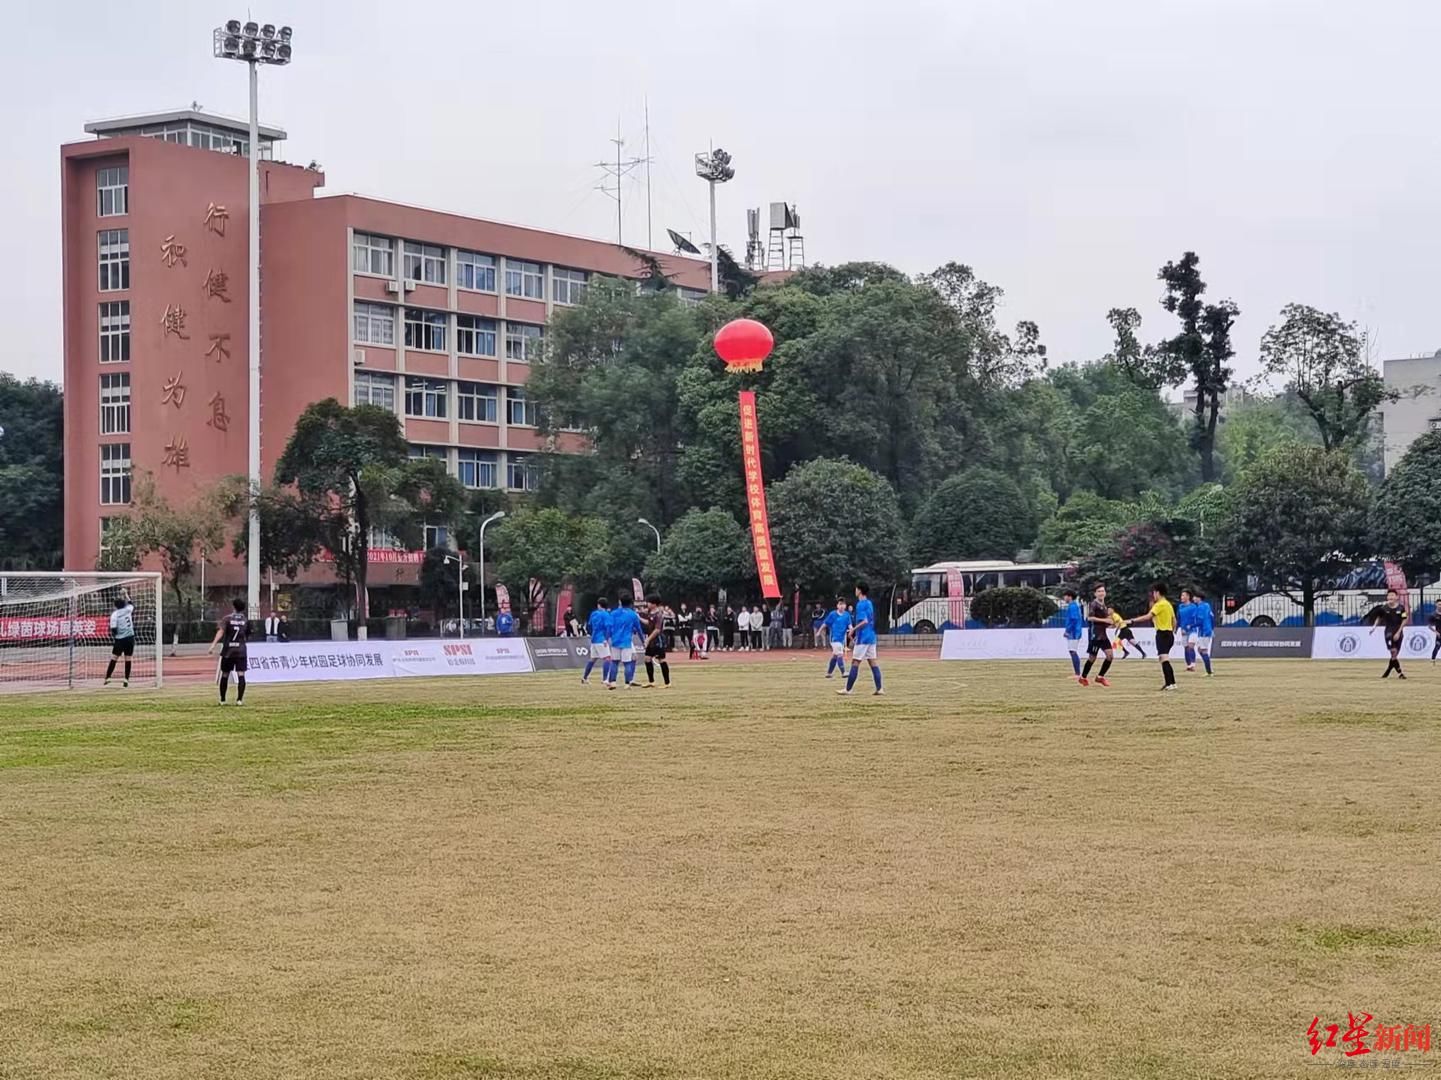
{"left": 839, "top": 582, "right": 883, "bottom": 696}
{"left": 1178, "top": 589, "right": 1197, "bottom": 670}
{"left": 581, "top": 597, "right": 611, "bottom": 685}
{"left": 1061, "top": 589, "right": 1086, "bottom": 680}
{"left": 822, "top": 598, "right": 853, "bottom": 679}
{"left": 606, "top": 592, "right": 643, "bottom": 689}
{"left": 1190, "top": 589, "right": 1215, "bottom": 676}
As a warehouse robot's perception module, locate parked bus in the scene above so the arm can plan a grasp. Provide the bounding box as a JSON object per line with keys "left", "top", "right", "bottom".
{"left": 892, "top": 561, "right": 1071, "bottom": 633}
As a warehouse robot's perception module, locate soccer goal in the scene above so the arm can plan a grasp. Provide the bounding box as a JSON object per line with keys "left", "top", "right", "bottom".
{"left": 0, "top": 572, "right": 163, "bottom": 692}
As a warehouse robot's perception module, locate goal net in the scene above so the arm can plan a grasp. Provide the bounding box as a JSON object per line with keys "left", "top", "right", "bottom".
{"left": 0, "top": 572, "right": 163, "bottom": 692}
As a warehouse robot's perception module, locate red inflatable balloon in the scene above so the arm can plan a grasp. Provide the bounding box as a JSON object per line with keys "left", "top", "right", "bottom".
{"left": 713, "top": 318, "right": 774, "bottom": 373}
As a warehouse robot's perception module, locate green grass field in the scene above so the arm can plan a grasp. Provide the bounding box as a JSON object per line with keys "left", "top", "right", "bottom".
{"left": 0, "top": 657, "right": 1437, "bottom": 1079}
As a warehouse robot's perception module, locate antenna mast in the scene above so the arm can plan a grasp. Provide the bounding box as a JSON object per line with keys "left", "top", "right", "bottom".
{"left": 595, "top": 117, "right": 649, "bottom": 246}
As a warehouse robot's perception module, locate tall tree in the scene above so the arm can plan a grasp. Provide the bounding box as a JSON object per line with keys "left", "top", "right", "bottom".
{"left": 1156, "top": 252, "right": 1238, "bottom": 483}
{"left": 273, "top": 400, "right": 465, "bottom": 620}
{"left": 1216, "top": 394, "right": 1318, "bottom": 482}
{"left": 643, "top": 508, "right": 755, "bottom": 601}
{"left": 910, "top": 468, "right": 1034, "bottom": 564}
{"left": 1257, "top": 303, "right": 1394, "bottom": 452}
{"left": 1370, "top": 430, "right": 1441, "bottom": 578}
{"left": 489, "top": 508, "right": 616, "bottom": 600}
{"left": 1223, "top": 446, "right": 1372, "bottom": 624}
{"left": 0, "top": 374, "right": 63, "bottom": 571}
{"left": 1034, "top": 492, "right": 1132, "bottom": 561}
{"left": 767, "top": 458, "right": 907, "bottom": 600}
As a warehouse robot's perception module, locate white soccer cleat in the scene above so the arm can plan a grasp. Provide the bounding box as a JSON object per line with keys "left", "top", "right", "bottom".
{"left": 837, "top": 689, "right": 854, "bottom": 696}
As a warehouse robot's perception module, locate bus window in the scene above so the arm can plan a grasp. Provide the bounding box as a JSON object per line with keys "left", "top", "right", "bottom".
{"left": 969, "top": 573, "right": 1000, "bottom": 593}
{"left": 910, "top": 574, "right": 944, "bottom": 599}
{"left": 1008, "top": 569, "right": 1044, "bottom": 590}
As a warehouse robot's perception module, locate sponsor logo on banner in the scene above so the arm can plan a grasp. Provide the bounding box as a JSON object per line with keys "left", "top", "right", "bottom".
{"left": 525, "top": 638, "right": 592, "bottom": 670}
{"left": 245, "top": 639, "right": 536, "bottom": 683}
{"left": 738, "top": 390, "right": 782, "bottom": 600}
{"left": 1312, "top": 627, "right": 1436, "bottom": 660}
{"left": 1210, "top": 627, "right": 1314, "bottom": 659}
{"left": 0, "top": 617, "right": 106, "bottom": 641}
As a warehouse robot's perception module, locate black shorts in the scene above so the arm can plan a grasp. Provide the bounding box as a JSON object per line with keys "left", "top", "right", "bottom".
{"left": 219, "top": 651, "right": 248, "bottom": 674}
{"left": 1116, "top": 627, "right": 1136, "bottom": 641}
{"left": 112, "top": 637, "right": 135, "bottom": 657}
{"left": 1087, "top": 633, "right": 1112, "bottom": 655}
{"left": 645, "top": 640, "right": 667, "bottom": 660}
{"left": 1386, "top": 631, "right": 1404, "bottom": 651}
{"left": 1155, "top": 630, "right": 1175, "bottom": 656}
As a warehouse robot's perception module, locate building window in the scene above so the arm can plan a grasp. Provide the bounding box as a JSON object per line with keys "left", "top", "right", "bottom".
{"left": 404, "top": 377, "right": 448, "bottom": 419}
{"left": 99, "top": 373, "right": 131, "bottom": 435}
{"left": 100, "top": 443, "right": 131, "bottom": 505}
{"left": 98, "top": 229, "right": 129, "bottom": 291}
{"left": 507, "top": 387, "right": 538, "bottom": 428}
{"left": 403, "top": 308, "right": 447, "bottom": 351}
{"left": 678, "top": 287, "right": 708, "bottom": 308}
{"left": 423, "top": 524, "right": 449, "bottom": 550}
{"left": 99, "top": 301, "right": 130, "bottom": 363}
{"left": 456, "top": 381, "right": 499, "bottom": 423}
{"left": 353, "top": 232, "right": 395, "bottom": 276}
{"left": 457, "top": 250, "right": 496, "bottom": 292}
{"left": 507, "top": 453, "right": 539, "bottom": 492}
{"left": 552, "top": 267, "right": 589, "bottom": 306}
{"left": 456, "top": 315, "right": 497, "bottom": 357}
{"left": 457, "top": 448, "right": 499, "bottom": 489}
{"left": 353, "top": 371, "right": 397, "bottom": 411}
{"left": 403, "top": 241, "right": 447, "bottom": 285}
{"left": 368, "top": 524, "right": 403, "bottom": 550}
{"left": 353, "top": 301, "right": 396, "bottom": 346}
{"left": 505, "top": 259, "right": 544, "bottom": 300}
{"left": 505, "top": 322, "right": 543, "bottom": 362}
{"left": 408, "top": 444, "right": 448, "bottom": 463}
{"left": 97, "top": 166, "right": 128, "bottom": 217}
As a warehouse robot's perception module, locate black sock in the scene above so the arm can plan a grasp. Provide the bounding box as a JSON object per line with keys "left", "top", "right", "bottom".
{"left": 1099, "top": 657, "right": 1112, "bottom": 677}
{"left": 219, "top": 674, "right": 228, "bottom": 701}
{"left": 1162, "top": 660, "right": 1175, "bottom": 686}
{"left": 1082, "top": 658, "right": 1094, "bottom": 678}
{"left": 1135, "top": 645, "right": 1146, "bottom": 659}
{"left": 105, "top": 658, "right": 117, "bottom": 681}
{"left": 659, "top": 661, "right": 670, "bottom": 686}
{"left": 645, "top": 660, "right": 655, "bottom": 683}
{"left": 236, "top": 676, "right": 246, "bottom": 703}
{"left": 1433, "top": 642, "right": 1440, "bottom": 660}
{"left": 123, "top": 661, "right": 132, "bottom": 682}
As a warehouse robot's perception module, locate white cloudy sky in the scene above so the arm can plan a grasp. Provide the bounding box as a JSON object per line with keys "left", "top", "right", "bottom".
{"left": 5, "top": 0, "right": 1440, "bottom": 385}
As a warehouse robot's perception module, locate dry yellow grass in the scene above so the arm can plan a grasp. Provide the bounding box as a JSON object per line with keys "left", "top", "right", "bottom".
{"left": 0, "top": 656, "right": 1437, "bottom": 1079}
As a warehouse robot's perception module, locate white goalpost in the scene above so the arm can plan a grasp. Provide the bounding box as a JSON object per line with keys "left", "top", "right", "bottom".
{"left": 0, "top": 572, "right": 163, "bottom": 692}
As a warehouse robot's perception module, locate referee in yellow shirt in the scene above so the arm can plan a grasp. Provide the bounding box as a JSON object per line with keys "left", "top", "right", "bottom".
{"left": 1127, "top": 582, "right": 1179, "bottom": 691}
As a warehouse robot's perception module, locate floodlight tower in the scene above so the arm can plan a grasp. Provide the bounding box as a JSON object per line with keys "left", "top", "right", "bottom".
{"left": 694, "top": 148, "right": 735, "bottom": 294}
{"left": 213, "top": 19, "right": 293, "bottom": 618}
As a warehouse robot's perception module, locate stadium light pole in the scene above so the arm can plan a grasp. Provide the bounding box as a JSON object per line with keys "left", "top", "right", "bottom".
{"left": 637, "top": 517, "right": 661, "bottom": 553}
{"left": 214, "top": 19, "right": 293, "bottom": 619}
{"left": 694, "top": 148, "right": 735, "bottom": 294}
{"left": 442, "top": 553, "right": 468, "bottom": 638}
{"left": 477, "top": 511, "right": 506, "bottom": 628}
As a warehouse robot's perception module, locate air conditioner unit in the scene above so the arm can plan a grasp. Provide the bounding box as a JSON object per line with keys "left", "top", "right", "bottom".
{"left": 352, "top": 348, "right": 366, "bottom": 367}
{"left": 384, "top": 280, "right": 402, "bottom": 296}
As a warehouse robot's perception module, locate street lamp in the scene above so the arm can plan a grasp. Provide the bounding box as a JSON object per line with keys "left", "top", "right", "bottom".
{"left": 694, "top": 147, "right": 735, "bottom": 294}
{"left": 214, "top": 18, "right": 293, "bottom": 619}
{"left": 638, "top": 517, "right": 661, "bottom": 553}
{"left": 442, "top": 553, "right": 468, "bottom": 638}
{"left": 477, "top": 511, "right": 506, "bottom": 629}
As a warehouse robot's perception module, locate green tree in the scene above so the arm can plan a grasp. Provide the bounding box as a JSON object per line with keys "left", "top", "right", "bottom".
{"left": 417, "top": 547, "right": 475, "bottom": 621}
{"left": 1073, "top": 516, "right": 1224, "bottom": 616}
{"left": 643, "top": 508, "right": 755, "bottom": 600}
{"left": 1370, "top": 431, "right": 1441, "bottom": 578}
{"left": 229, "top": 484, "right": 332, "bottom": 582}
{"left": 1258, "top": 303, "right": 1394, "bottom": 452}
{"left": 1034, "top": 492, "right": 1132, "bottom": 561}
{"left": 969, "top": 586, "right": 1058, "bottom": 627}
{"left": 767, "top": 458, "right": 907, "bottom": 598}
{"left": 1223, "top": 446, "right": 1372, "bottom": 624}
{"left": 490, "top": 508, "right": 616, "bottom": 600}
{"left": 911, "top": 468, "right": 1033, "bottom": 564}
{"left": 273, "top": 399, "right": 467, "bottom": 619}
{"left": 0, "top": 374, "right": 63, "bottom": 571}
{"left": 1217, "top": 395, "right": 1317, "bottom": 481}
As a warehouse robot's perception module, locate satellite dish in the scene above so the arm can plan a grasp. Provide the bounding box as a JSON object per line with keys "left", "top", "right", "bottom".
{"left": 667, "top": 228, "right": 701, "bottom": 256}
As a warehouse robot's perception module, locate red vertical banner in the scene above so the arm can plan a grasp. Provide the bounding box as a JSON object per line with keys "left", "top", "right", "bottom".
{"left": 632, "top": 577, "right": 645, "bottom": 604}
{"left": 1383, "top": 560, "right": 1408, "bottom": 596}
{"left": 495, "top": 583, "right": 511, "bottom": 614}
{"left": 738, "top": 391, "right": 782, "bottom": 599}
{"left": 946, "top": 566, "right": 965, "bottom": 628}
{"left": 528, "top": 578, "right": 546, "bottom": 632}
{"left": 556, "top": 585, "right": 575, "bottom": 634}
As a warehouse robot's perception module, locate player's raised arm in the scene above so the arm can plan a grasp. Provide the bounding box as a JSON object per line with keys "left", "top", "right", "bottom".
{"left": 206, "top": 617, "right": 225, "bottom": 655}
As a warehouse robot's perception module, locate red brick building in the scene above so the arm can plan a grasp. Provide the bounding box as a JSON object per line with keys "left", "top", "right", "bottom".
{"left": 62, "top": 109, "right": 712, "bottom": 584}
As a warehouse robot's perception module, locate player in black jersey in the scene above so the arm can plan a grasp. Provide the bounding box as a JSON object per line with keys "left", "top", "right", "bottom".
{"left": 1364, "top": 589, "right": 1409, "bottom": 680}
{"left": 207, "top": 598, "right": 252, "bottom": 704}
{"left": 1430, "top": 607, "right": 1441, "bottom": 664}
{"left": 641, "top": 594, "right": 672, "bottom": 688}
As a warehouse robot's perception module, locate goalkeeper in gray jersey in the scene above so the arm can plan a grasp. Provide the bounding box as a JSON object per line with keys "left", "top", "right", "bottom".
{"left": 103, "top": 594, "right": 136, "bottom": 687}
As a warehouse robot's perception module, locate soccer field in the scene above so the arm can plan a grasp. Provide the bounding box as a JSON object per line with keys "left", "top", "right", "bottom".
{"left": 0, "top": 657, "right": 1436, "bottom": 1079}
